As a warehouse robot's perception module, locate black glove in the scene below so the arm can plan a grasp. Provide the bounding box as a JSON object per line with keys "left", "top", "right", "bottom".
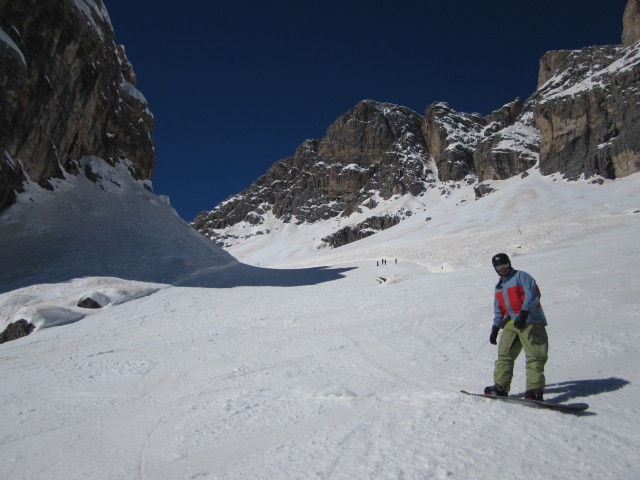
{"left": 489, "top": 326, "right": 500, "bottom": 345}
{"left": 514, "top": 310, "right": 529, "bottom": 331}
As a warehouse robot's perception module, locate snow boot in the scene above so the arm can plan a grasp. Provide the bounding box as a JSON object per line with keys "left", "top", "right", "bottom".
{"left": 484, "top": 384, "right": 508, "bottom": 397}
{"left": 524, "top": 389, "right": 544, "bottom": 401}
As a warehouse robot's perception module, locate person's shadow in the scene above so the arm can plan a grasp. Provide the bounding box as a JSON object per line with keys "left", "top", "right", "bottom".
{"left": 509, "top": 378, "right": 629, "bottom": 415}
{"left": 539, "top": 377, "right": 630, "bottom": 404}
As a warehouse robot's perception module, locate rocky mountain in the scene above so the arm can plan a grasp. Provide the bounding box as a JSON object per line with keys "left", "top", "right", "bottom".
{"left": 194, "top": 0, "right": 640, "bottom": 250}
{"left": 195, "top": 101, "right": 439, "bottom": 248}
{"left": 0, "top": 0, "right": 155, "bottom": 211}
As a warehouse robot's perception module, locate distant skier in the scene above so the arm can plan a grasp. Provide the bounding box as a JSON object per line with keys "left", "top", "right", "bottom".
{"left": 484, "top": 253, "right": 548, "bottom": 401}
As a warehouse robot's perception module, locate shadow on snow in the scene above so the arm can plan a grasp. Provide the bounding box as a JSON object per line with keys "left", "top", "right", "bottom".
{"left": 0, "top": 260, "right": 357, "bottom": 295}
{"left": 541, "top": 377, "right": 630, "bottom": 403}
{"left": 174, "top": 262, "right": 357, "bottom": 289}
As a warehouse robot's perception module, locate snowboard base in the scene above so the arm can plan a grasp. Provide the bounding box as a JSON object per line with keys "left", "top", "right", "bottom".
{"left": 460, "top": 390, "right": 589, "bottom": 413}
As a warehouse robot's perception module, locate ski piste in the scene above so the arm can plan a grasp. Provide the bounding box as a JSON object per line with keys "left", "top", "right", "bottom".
{"left": 460, "top": 390, "right": 589, "bottom": 413}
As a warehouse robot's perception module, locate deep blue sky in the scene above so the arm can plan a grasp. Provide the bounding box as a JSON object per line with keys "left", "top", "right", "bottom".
{"left": 106, "top": 1, "right": 627, "bottom": 221}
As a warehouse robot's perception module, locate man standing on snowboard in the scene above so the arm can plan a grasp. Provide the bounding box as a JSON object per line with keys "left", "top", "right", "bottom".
{"left": 484, "top": 253, "right": 549, "bottom": 401}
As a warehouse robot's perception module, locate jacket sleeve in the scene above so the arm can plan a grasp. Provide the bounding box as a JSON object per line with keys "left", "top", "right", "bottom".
{"left": 493, "top": 297, "right": 503, "bottom": 327}
{"left": 493, "top": 283, "right": 505, "bottom": 327}
{"left": 519, "top": 271, "right": 541, "bottom": 312}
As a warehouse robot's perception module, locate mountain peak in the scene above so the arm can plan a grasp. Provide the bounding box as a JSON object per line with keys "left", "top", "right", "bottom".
{"left": 193, "top": 99, "right": 437, "bottom": 248}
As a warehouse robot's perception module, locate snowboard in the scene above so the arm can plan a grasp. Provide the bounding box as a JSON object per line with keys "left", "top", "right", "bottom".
{"left": 460, "top": 390, "right": 589, "bottom": 413}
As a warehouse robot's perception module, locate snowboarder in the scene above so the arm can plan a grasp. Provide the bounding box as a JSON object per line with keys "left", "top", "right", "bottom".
{"left": 485, "top": 253, "right": 548, "bottom": 401}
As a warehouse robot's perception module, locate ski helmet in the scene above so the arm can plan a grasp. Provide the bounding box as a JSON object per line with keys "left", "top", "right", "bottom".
{"left": 491, "top": 253, "right": 511, "bottom": 273}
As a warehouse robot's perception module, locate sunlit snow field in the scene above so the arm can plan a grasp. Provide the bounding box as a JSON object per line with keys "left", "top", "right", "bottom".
{"left": 1, "top": 160, "right": 639, "bottom": 480}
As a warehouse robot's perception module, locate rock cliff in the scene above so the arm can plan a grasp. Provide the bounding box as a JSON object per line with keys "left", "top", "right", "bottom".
{"left": 533, "top": 43, "right": 640, "bottom": 179}
{"left": 0, "top": 0, "right": 155, "bottom": 211}
{"left": 193, "top": 101, "right": 438, "bottom": 247}
{"left": 421, "top": 102, "right": 486, "bottom": 182}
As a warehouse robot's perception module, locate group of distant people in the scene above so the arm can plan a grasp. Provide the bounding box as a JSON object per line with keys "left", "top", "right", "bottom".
{"left": 376, "top": 258, "right": 397, "bottom": 266}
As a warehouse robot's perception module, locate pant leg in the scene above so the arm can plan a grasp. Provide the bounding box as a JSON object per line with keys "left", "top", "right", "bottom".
{"left": 494, "top": 325, "right": 523, "bottom": 392}
{"left": 520, "top": 322, "right": 549, "bottom": 391}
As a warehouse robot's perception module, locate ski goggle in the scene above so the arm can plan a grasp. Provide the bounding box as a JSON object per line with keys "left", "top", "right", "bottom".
{"left": 494, "top": 264, "right": 510, "bottom": 271}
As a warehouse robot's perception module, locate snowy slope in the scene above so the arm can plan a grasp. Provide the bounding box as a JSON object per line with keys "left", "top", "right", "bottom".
{"left": 0, "top": 156, "right": 238, "bottom": 292}
{"left": 1, "top": 164, "right": 640, "bottom": 480}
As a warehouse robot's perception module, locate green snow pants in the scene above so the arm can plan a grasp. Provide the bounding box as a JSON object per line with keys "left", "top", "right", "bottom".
{"left": 494, "top": 322, "right": 548, "bottom": 392}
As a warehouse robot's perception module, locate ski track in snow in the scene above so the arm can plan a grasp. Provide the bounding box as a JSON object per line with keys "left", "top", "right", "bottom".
{"left": 1, "top": 164, "right": 640, "bottom": 479}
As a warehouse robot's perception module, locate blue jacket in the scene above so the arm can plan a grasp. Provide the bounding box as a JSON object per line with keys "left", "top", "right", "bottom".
{"left": 493, "top": 269, "right": 547, "bottom": 328}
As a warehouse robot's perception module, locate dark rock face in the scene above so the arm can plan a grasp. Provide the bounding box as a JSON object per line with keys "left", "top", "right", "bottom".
{"left": 0, "top": 0, "right": 155, "bottom": 211}
{"left": 322, "top": 215, "right": 402, "bottom": 248}
{"left": 474, "top": 109, "right": 539, "bottom": 181}
{"left": 77, "top": 297, "right": 102, "bottom": 309}
{"left": 422, "top": 102, "right": 486, "bottom": 182}
{"left": 0, "top": 319, "right": 35, "bottom": 344}
{"left": 537, "top": 50, "right": 573, "bottom": 89}
{"left": 473, "top": 183, "right": 496, "bottom": 199}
